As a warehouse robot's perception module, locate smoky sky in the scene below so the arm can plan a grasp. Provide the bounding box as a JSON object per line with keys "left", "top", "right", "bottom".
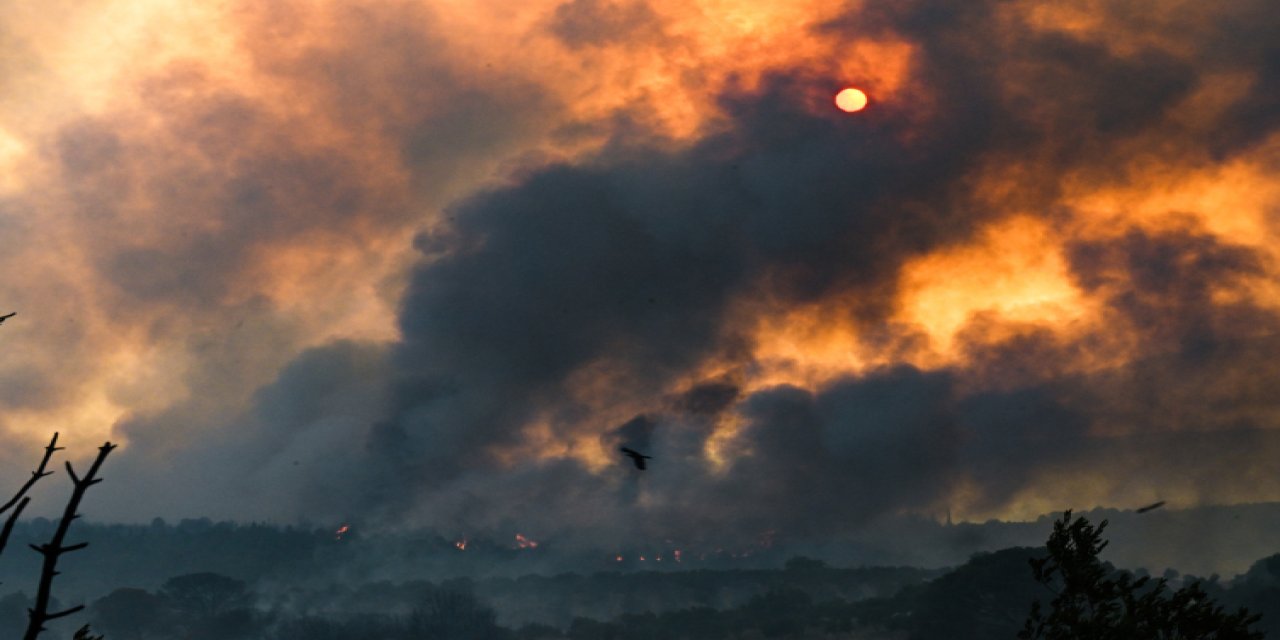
{"left": 6, "top": 0, "right": 1280, "bottom": 552}
{"left": 243, "top": 0, "right": 1280, "bottom": 536}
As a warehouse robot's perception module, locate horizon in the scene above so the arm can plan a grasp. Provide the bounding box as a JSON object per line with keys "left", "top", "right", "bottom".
{"left": 11, "top": 499, "right": 1280, "bottom": 581}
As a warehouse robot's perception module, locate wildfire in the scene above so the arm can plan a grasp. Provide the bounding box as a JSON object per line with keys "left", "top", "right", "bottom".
{"left": 514, "top": 533, "right": 539, "bottom": 549}
{"left": 454, "top": 539, "right": 468, "bottom": 551}
{"left": 334, "top": 524, "right": 350, "bottom": 541}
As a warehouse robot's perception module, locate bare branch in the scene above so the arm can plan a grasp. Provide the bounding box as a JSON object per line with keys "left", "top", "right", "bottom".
{"left": 0, "top": 497, "right": 31, "bottom": 558}
{"left": 43, "top": 605, "right": 84, "bottom": 621}
{"left": 23, "top": 441, "right": 115, "bottom": 640}
{"left": 0, "top": 434, "right": 63, "bottom": 516}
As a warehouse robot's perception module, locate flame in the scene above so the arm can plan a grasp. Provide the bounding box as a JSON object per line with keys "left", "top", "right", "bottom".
{"left": 334, "top": 524, "right": 350, "bottom": 540}
{"left": 454, "top": 538, "right": 468, "bottom": 551}
{"left": 514, "top": 533, "right": 539, "bottom": 549}
{"left": 615, "top": 554, "right": 624, "bottom": 562}
{"left": 674, "top": 549, "right": 682, "bottom": 563}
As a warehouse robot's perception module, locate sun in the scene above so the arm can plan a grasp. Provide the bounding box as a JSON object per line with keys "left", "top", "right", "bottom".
{"left": 835, "top": 87, "right": 868, "bottom": 113}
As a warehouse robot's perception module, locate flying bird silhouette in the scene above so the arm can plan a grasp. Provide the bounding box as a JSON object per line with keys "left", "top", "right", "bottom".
{"left": 0, "top": 312, "right": 13, "bottom": 324}
{"left": 620, "top": 447, "right": 652, "bottom": 470}
{"left": 1136, "top": 500, "right": 1166, "bottom": 514}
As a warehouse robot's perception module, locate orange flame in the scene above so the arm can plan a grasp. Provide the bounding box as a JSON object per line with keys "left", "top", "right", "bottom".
{"left": 454, "top": 538, "right": 468, "bottom": 551}
{"left": 514, "top": 533, "right": 539, "bottom": 549}
{"left": 334, "top": 524, "right": 350, "bottom": 541}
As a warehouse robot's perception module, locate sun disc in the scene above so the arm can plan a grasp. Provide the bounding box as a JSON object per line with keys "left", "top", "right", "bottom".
{"left": 835, "top": 87, "right": 868, "bottom": 113}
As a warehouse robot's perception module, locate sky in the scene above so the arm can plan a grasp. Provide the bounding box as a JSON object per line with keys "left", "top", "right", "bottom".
{"left": 1, "top": 0, "right": 1279, "bottom": 549}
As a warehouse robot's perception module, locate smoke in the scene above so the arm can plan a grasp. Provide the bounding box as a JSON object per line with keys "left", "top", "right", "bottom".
{"left": 2, "top": 0, "right": 1279, "bottom": 555}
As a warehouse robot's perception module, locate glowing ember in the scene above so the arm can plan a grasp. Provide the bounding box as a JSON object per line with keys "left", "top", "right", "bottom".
{"left": 455, "top": 539, "right": 468, "bottom": 551}
{"left": 334, "top": 524, "right": 350, "bottom": 541}
{"left": 514, "top": 533, "right": 539, "bottom": 549}
{"left": 615, "top": 554, "right": 623, "bottom": 562}
{"left": 674, "top": 549, "right": 682, "bottom": 563}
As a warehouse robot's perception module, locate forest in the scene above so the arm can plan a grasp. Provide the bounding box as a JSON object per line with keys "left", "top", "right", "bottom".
{"left": 0, "top": 513, "right": 1275, "bottom": 639}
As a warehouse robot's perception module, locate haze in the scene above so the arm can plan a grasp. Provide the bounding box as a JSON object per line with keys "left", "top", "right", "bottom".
{"left": 1, "top": 0, "right": 1278, "bottom": 579}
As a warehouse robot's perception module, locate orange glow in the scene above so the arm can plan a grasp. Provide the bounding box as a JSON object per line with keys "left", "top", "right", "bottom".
{"left": 0, "top": 0, "right": 925, "bottom": 450}
{"left": 1066, "top": 150, "right": 1280, "bottom": 251}
{"left": 4, "top": 0, "right": 1280, "bottom": 528}
{"left": 703, "top": 411, "right": 748, "bottom": 471}
{"left": 334, "top": 524, "right": 350, "bottom": 540}
{"left": 835, "top": 87, "right": 868, "bottom": 112}
{"left": 514, "top": 533, "right": 539, "bottom": 549}
{"left": 895, "top": 216, "right": 1098, "bottom": 362}
{"left": 736, "top": 303, "right": 874, "bottom": 390}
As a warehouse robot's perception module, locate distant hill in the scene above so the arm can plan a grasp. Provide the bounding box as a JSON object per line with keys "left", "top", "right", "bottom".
{"left": 3, "top": 501, "right": 1279, "bottom": 616}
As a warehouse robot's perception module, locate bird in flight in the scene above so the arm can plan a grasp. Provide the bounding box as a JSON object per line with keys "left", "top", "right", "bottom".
{"left": 0, "top": 312, "right": 14, "bottom": 324}
{"left": 620, "top": 447, "right": 652, "bottom": 470}
{"left": 1136, "top": 500, "right": 1166, "bottom": 514}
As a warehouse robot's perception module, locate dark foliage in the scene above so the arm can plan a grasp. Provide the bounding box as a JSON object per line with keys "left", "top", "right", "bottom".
{"left": 406, "top": 589, "right": 506, "bottom": 639}
{"left": 1223, "top": 553, "right": 1280, "bottom": 637}
{"left": 1019, "top": 511, "right": 1263, "bottom": 639}
{"left": 90, "top": 588, "right": 167, "bottom": 640}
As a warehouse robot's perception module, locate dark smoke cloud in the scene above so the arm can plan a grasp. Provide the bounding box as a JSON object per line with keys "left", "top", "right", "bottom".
{"left": 340, "top": 0, "right": 1264, "bottom": 534}
{"left": 1067, "top": 225, "right": 1271, "bottom": 354}
{"left": 548, "top": 0, "right": 666, "bottom": 49}
{"left": 700, "top": 368, "right": 959, "bottom": 535}
{"left": 69, "top": 0, "right": 1280, "bottom": 551}
{"left": 19, "top": 0, "right": 561, "bottom": 521}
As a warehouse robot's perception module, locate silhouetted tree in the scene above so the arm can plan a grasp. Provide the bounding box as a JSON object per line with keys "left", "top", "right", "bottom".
{"left": 160, "top": 572, "right": 256, "bottom": 640}
{"left": 90, "top": 587, "right": 168, "bottom": 639}
{"left": 0, "top": 435, "right": 62, "bottom": 558}
{"left": 70, "top": 625, "right": 102, "bottom": 640}
{"left": 0, "top": 592, "right": 34, "bottom": 637}
{"left": 24, "top": 442, "right": 116, "bottom": 640}
{"left": 0, "top": 428, "right": 113, "bottom": 640}
{"left": 160, "top": 572, "right": 250, "bottom": 619}
{"left": 1019, "top": 511, "right": 1264, "bottom": 639}
{"left": 406, "top": 589, "right": 505, "bottom": 639}
{"left": 883, "top": 547, "right": 1039, "bottom": 639}
{"left": 3, "top": 317, "right": 116, "bottom": 639}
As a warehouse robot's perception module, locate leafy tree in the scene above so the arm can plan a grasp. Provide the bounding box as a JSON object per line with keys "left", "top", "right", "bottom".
{"left": 737, "top": 588, "right": 812, "bottom": 638}
{"left": 1019, "top": 511, "right": 1263, "bottom": 639}
{"left": 159, "top": 572, "right": 256, "bottom": 640}
{"left": 90, "top": 587, "right": 168, "bottom": 639}
{"left": 406, "top": 589, "right": 506, "bottom": 639}
{"left": 0, "top": 592, "right": 34, "bottom": 637}
{"left": 160, "top": 572, "right": 250, "bottom": 619}
{"left": 886, "top": 547, "right": 1040, "bottom": 639}
{"left": 70, "top": 625, "right": 102, "bottom": 640}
